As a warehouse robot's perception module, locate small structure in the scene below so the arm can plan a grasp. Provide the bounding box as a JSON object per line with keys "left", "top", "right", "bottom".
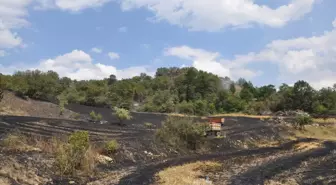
{"left": 206, "top": 117, "right": 225, "bottom": 137}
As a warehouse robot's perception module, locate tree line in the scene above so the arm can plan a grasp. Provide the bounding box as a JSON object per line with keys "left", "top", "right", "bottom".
{"left": 0, "top": 67, "right": 335, "bottom": 116}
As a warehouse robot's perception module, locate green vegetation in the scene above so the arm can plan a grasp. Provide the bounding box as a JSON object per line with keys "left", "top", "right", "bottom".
{"left": 57, "top": 93, "right": 68, "bottom": 115}
{"left": 155, "top": 116, "right": 209, "bottom": 151}
{"left": 0, "top": 68, "right": 335, "bottom": 116}
{"left": 55, "top": 131, "right": 97, "bottom": 176}
{"left": 294, "top": 114, "right": 313, "bottom": 129}
{"left": 104, "top": 140, "right": 119, "bottom": 154}
{"left": 144, "top": 122, "right": 154, "bottom": 128}
{"left": 90, "top": 111, "right": 102, "bottom": 122}
{"left": 114, "top": 107, "right": 132, "bottom": 125}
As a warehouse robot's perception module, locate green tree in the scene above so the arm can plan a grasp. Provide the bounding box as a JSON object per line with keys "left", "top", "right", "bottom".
{"left": 229, "top": 83, "right": 236, "bottom": 94}
{"left": 193, "top": 100, "right": 208, "bottom": 116}
{"left": 176, "top": 101, "right": 194, "bottom": 115}
{"left": 292, "top": 80, "right": 315, "bottom": 112}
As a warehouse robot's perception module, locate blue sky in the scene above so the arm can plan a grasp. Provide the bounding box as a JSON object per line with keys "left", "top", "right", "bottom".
{"left": 1, "top": 0, "right": 335, "bottom": 89}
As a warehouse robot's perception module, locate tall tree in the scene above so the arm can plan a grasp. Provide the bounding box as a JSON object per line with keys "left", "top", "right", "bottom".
{"left": 292, "top": 80, "right": 315, "bottom": 112}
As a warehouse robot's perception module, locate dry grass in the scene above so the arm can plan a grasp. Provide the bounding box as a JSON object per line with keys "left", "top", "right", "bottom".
{"left": 155, "top": 161, "right": 222, "bottom": 185}
{"left": 0, "top": 131, "right": 104, "bottom": 177}
{"left": 293, "top": 125, "right": 336, "bottom": 141}
{"left": 292, "top": 141, "right": 324, "bottom": 152}
{"left": 0, "top": 157, "right": 51, "bottom": 185}
{"left": 0, "top": 106, "right": 28, "bottom": 116}
{"left": 252, "top": 140, "right": 282, "bottom": 148}
{"left": 313, "top": 118, "right": 336, "bottom": 125}
{"left": 212, "top": 113, "right": 271, "bottom": 119}
{"left": 0, "top": 132, "right": 41, "bottom": 152}
{"left": 168, "top": 113, "right": 198, "bottom": 118}
{"left": 265, "top": 179, "right": 299, "bottom": 185}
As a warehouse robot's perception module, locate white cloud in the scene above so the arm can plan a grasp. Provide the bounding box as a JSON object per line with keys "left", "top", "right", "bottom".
{"left": 0, "top": 0, "right": 30, "bottom": 49}
{"left": 120, "top": 0, "right": 316, "bottom": 31}
{"left": 205, "top": 19, "right": 336, "bottom": 89}
{"left": 0, "top": 28, "right": 23, "bottom": 49}
{"left": 165, "top": 46, "right": 220, "bottom": 61}
{"left": 33, "top": 50, "right": 153, "bottom": 80}
{"left": 333, "top": 18, "right": 336, "bottom": 28}
{"left": 165, "top": 46, "right": 260, "bottom": 79}
{"left": 108, "top": 52, "right": 120, "bottom": 60}
{"left": 54, "top": 0, "right": 110, "bottom": 12}
{"left": 118, "top": 26, "right": 127, "bottom": 32}
{"left": 165, "top": 19, "right": 336, "bottom": 89}
{"left": 91, "top": 47, "right": 102, "bottom": 53}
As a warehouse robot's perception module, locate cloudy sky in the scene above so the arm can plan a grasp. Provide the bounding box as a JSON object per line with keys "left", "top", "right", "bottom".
{"left": 0, "top": 0, "right": 335, "bottom": 89}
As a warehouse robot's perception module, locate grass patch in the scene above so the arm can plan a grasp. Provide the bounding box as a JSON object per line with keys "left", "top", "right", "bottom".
{"left": 1, "top": 132, "right": 29, "bottom": 151}
{"left": 156, "top": 161, "right": 222, "bottom": 185}
{"left": 313, "top": 118, "right": 336, "bottom": 125}
{"left": 0, "top": 106, "right": 28, "bottom": 116}
{"left": 293, "top": 125, "right": 336, "bottom": 141}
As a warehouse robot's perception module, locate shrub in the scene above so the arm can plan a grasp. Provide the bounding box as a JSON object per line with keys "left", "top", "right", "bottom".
{"left": 55, "top": 131, "right": 96, "bottom": 176}
{"left": 57, "top": 93, "right": 68, "bottom": 115}
{"left": 155, "top": 116, "right": 209, "bottom": 151}
{"left": 144, "top": 122, "right": 154, "bottom": 128}
{"left": 68, "top": 131, "right": 89, "bottom": 152}
{"left": 96, "top": 113, "right": 103, "bottom": 121}
{"left": 90, "top": 111, "right": 96, "bottom": 120}
{"left": 104, "top": 140, "right": 119, "bottom": 154}
{"left": 113, "top": 107, "right": 132, "bottom": 125}
{"left": 294, "top": 114, "right": 313, "bottom": 129}
{"left": 90, "top": 111, "right": 103, "bottom": 122}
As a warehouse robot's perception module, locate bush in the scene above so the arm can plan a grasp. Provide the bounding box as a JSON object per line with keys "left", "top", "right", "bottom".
{"left": 57, "top": 93, "right": 68, "bottom": 115}
{"left": 155, "top": 116, "right": 209, "bottom": 151}
{"left": 55, "top": 131, "right": 96, "bottom": 176}
{"left": 113, "top": 107, "right": 132, "bottom": 125}
{"left": 68, "top": 131, "right": 89, "bottom": 152}
{"left": 144, "top": 122, "right": 154, "bottom": 128}
{"left": 294, "top": 114, "right": 313, "bottom": 129}
{"left": 90, "top": 111, "right": 102, "bottom": 122}
{"left": 104, "top": 140, "right": 119, "bottom": 154}
{"left": 96, "top": 113, "right": 102, "bottom": 121}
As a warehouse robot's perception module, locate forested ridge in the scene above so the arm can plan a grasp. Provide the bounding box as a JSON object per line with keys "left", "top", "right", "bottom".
{"left": 0, "top": 67, "right": 335, "bottom": 116}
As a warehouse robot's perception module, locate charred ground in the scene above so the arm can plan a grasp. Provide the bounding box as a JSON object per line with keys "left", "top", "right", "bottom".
{"left": 0, "top": 92, "right": 335, "bottom": 185}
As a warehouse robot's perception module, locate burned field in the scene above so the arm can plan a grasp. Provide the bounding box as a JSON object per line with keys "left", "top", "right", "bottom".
{"left": 0, "top": 99, "right": 335, "bottom": 185}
